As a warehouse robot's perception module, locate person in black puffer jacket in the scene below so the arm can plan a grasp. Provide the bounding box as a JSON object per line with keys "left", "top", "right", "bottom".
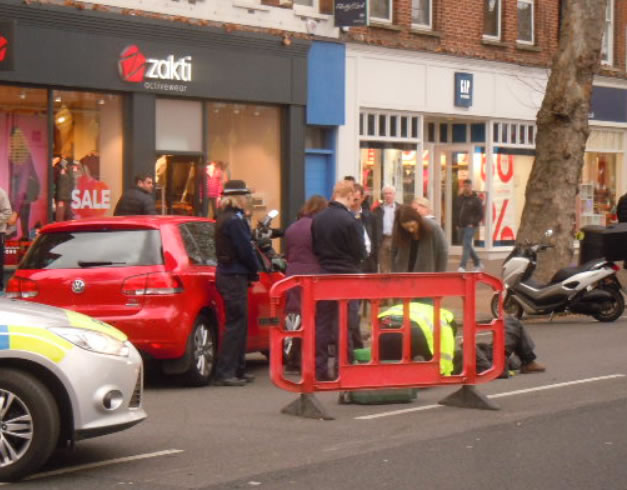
{"left": 114, "top": 175, "right": 157, "bottom": 216}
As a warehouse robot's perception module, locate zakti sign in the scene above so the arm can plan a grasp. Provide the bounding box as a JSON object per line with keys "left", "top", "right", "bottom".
{"left": 118, "top": 45, "right": 192, "bottom": 92}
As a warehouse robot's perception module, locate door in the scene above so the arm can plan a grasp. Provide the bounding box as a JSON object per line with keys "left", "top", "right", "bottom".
{"left": 155, "top": 154, "right": 204, "bottom": 216}
{"left": 434, "top": 145, "right": 473, "bottom": 249}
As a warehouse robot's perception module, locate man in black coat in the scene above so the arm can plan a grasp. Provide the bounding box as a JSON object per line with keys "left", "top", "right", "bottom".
{"left": 617, "top": 191, "right": 627, "bottom": 223}
{"left": 114, "top": 175, "right": 157, "bottom": 216}
{"left": 312, "top": 180, "right": 366, "bottom": 380}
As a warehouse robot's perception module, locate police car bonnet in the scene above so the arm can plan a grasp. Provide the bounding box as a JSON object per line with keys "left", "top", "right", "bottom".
{"left": 222, "top": 180, "right": 251, "bottom": 196}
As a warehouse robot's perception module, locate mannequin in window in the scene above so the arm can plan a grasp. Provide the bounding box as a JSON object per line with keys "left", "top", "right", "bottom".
{"left": 53, "top": 155, "right": 77, "bottom": 221}
{"left": 8, "top": 127, "right": 40, "bottom": 240}
{"left": 206, "top": 161, "right": 227, "bottom": 220}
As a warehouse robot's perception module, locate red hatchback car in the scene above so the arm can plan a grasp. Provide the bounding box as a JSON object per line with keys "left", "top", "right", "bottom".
{"left": 7, "top": 216, "right": 284, "bottom": 386}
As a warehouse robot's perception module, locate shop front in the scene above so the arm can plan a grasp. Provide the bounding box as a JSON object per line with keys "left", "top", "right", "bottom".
{"left": 341, "top": 44, "right": 627, "bottom": 258}
{"left": 0, "top": 1, "right": 309, "bottom": 243}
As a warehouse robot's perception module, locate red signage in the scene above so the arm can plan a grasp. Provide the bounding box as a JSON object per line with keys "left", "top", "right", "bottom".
{"left": 118, "top": 44, "right": 192, "bottom": 85}
{"left": 71, "top": 175, "right": 111, "bottom": 219}
{"left": 119, "top": 45, "right": 147, "bottom": 83}
{"left": 0, "top": 36, "right": 7, "bottom": 62}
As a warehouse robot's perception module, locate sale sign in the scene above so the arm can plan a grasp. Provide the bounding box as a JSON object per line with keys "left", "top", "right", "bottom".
{"left": 71, "top": 175, "right": 111, "bottom": 218}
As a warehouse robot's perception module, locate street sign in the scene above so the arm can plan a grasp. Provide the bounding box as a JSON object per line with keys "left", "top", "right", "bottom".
{"left": 335, "top": 1, "right": 367, "bottom": 27}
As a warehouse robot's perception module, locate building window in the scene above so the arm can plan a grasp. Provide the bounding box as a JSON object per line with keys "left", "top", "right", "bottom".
{"left": 412, "top": 0, "right": 432, "bottom": 29}
{"left": 370, "top": 0, "right": 392, "bottom": 23}
{"left": 601, "top": 0, "right": 614, "bottom": 65}
{"left": 517, "top": 0, "right": 534, "bottom": 44}
{"left": 294, "top": 0, "right": 314, "bottom": 5}
{"left": 207, "top": 102, "right": 282, "bottom": 227}
{"left": 483, "top": 0, "right": 501, "bottom": 39}
{"left": 359, "top": 110, "right": 422, "bottom": 204}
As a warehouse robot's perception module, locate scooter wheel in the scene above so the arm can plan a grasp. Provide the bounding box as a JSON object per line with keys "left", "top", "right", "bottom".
{"left": 592, "top": 287, "right": 625, "bottom": 323}
{"left": 491, "top": 293, "right": 523, "bottom": 319}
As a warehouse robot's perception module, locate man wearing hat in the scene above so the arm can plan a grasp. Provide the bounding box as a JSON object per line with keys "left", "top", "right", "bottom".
{"left": 213, "top": 180, "right": 259, "bottom": 386}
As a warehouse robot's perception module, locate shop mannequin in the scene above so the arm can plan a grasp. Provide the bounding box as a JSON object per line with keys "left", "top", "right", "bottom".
{"left": 53, "top": 155, "right": 76, "bottom": 221}
{"left": 9, "top": 127, "right": 40, "bottom": 239}
{"left": 206, "top": 161, "right": 227, "bottom": 219}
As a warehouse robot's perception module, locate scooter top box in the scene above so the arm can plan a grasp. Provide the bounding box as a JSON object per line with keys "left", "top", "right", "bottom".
{"left": 602, "top": 223, "right": 627, "bottom": 261}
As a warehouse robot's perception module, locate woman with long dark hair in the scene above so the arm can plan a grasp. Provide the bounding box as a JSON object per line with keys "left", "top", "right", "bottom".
{"left": 391, "top": 204, "right": 448, "bottom": 273}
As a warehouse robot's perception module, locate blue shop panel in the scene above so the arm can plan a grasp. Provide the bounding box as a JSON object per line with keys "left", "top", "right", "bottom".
{"left": 307, "top": 42, "right": 345, "bottom": 126}
{"left": 305, "top": 152, "right": 334, "bottom": 199}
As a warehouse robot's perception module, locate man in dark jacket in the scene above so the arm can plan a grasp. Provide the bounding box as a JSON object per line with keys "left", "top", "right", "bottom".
{"left": 455, "top": 179, "right": 484, "bottom": 272}
{"left": 617, "top": 192, "right": 627, "bottom": 223}
{"left": 312, "top": 180, "right": 366, "bottom": 380}
{"left": 114, "top": 175, "right": 157, "bottom": 216}
{"left": 213, "top": 180, "right": 259, "bottom": 386}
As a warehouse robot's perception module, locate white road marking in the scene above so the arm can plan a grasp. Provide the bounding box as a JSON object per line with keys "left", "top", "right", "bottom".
{"left": 2, "top": 449, "right": 184, "bottom": 484}
{"left": 355, "top": 374, "right": 626, "bottom": 420}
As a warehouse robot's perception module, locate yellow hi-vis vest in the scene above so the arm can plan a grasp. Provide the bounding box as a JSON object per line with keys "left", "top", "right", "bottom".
{"left": 378, "top": 302, "right": 456, "bottom": 376}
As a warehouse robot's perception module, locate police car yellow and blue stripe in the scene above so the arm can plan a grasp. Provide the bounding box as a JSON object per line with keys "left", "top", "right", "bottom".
{"left": 0, "top": 310, "right": 127, "bottom": 363}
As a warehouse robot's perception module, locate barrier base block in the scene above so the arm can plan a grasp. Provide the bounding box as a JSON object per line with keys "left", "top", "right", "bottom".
{"left": 438, "top": 385, "right": 500, "bottom": 411}
{"left": 281, "top": 394, "right": 335, "bottom": 420}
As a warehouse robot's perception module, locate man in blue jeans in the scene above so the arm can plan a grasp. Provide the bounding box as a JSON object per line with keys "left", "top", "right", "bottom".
{"left": 456, "top": 179, "right": 484, "bottom": 272}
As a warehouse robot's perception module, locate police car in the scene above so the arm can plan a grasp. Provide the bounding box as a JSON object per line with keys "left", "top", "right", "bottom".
{"left": 0, "top": 298, "right": 146, "bottom": 481}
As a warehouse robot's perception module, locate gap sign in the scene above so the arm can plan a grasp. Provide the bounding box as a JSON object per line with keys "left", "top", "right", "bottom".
{"left": 454, "top": 72, "right": 473, "bottom": 108}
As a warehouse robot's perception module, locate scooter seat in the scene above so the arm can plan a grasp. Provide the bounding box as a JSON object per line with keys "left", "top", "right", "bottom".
{"left": 550, "top": 259, "right": 603, "bottom": 284}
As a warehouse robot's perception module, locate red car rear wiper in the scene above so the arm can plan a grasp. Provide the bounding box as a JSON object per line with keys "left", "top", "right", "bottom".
{"left": 77, "top": 260, "right": 127, "bottom": 268}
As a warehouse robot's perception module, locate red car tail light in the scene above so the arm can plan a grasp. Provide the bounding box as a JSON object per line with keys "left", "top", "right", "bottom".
{"left": 121, "top": 273, "right": 183, "bottom": 296}
{"left": 6, "top": 277, "right": 39, "bottom": 299}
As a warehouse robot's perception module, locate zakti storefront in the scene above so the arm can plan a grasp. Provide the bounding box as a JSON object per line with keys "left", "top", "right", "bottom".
{"left": 0, "top": 2, "right": 308, "bottom": 242}
{"left": 340, "top": 45, "right": 627, "bottom": 256}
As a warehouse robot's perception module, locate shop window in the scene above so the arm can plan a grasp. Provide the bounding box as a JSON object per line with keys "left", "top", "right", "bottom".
{"left": 439, "top": 123, "right": 448, "bottom": 143}
{"left": 1, "top": 86, "right": 48, "bottom": 241}
{"left": 580, "top": 153, "right": 620, "bottom": 226}
{"left": 517, "top": 0, "right": 534, "bottom": 44}
{"left": 483, "top": 0, "right": 501, "bottom": 40}
{"left": 368, "top": 114, "right": 376, "bottom": 136}
{"left": 360, "top": 143, "right": 421, "bottom": 205}
{"left": 358, "top": 110, "right": 422, "bottom": 204}
{"left": 472, "top": 150, "right": 534, "bottom": 246}
{"left": 207, "top": 102, "right": 281, "bottom": 228}
{"left": 53, "top": 90, "right": 123, "bottom": 223}
{"left": 400, "top": 117, "right": 408, "bottom": 138}
{"left": 493, "top": 123, "right": 499, "bottom": 142}
{"left": 411, "top": 117, "right": 419, "bottom": 138}
{"left": 470, "top": 123, "right": 485, "bottom": 143}
{"left": 412, "top": 0, "right": 432, "bottom": 29}
{"left": 370, "top": 0, "right": 392, "bottom": 23}
{"left": 426, "top": 123, "right": 435, "bottom": 143}
{"left": 452, "top": 124, "right": 467, "bottom": 143}
{"left": 379, "top": 115, "right": 387, "bottom": 136}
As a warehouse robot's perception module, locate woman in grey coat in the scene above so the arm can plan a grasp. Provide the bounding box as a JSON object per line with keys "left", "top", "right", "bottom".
{"left": 391, "top": 204, "right": 448, "bottom": 273}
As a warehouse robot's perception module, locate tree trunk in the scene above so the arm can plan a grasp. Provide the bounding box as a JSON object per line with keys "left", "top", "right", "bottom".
{"left": 516, "top": 0, "right": 607, "bottom": 282}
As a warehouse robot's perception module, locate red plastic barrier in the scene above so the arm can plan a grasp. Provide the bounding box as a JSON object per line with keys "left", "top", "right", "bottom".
{"left": 269, "top": 272, "right": 504, "bottom": 395}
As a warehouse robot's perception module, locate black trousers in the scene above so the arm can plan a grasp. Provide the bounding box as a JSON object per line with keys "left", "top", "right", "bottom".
{"left": 215, "top": 272, "right": 249, "bottom": 380}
